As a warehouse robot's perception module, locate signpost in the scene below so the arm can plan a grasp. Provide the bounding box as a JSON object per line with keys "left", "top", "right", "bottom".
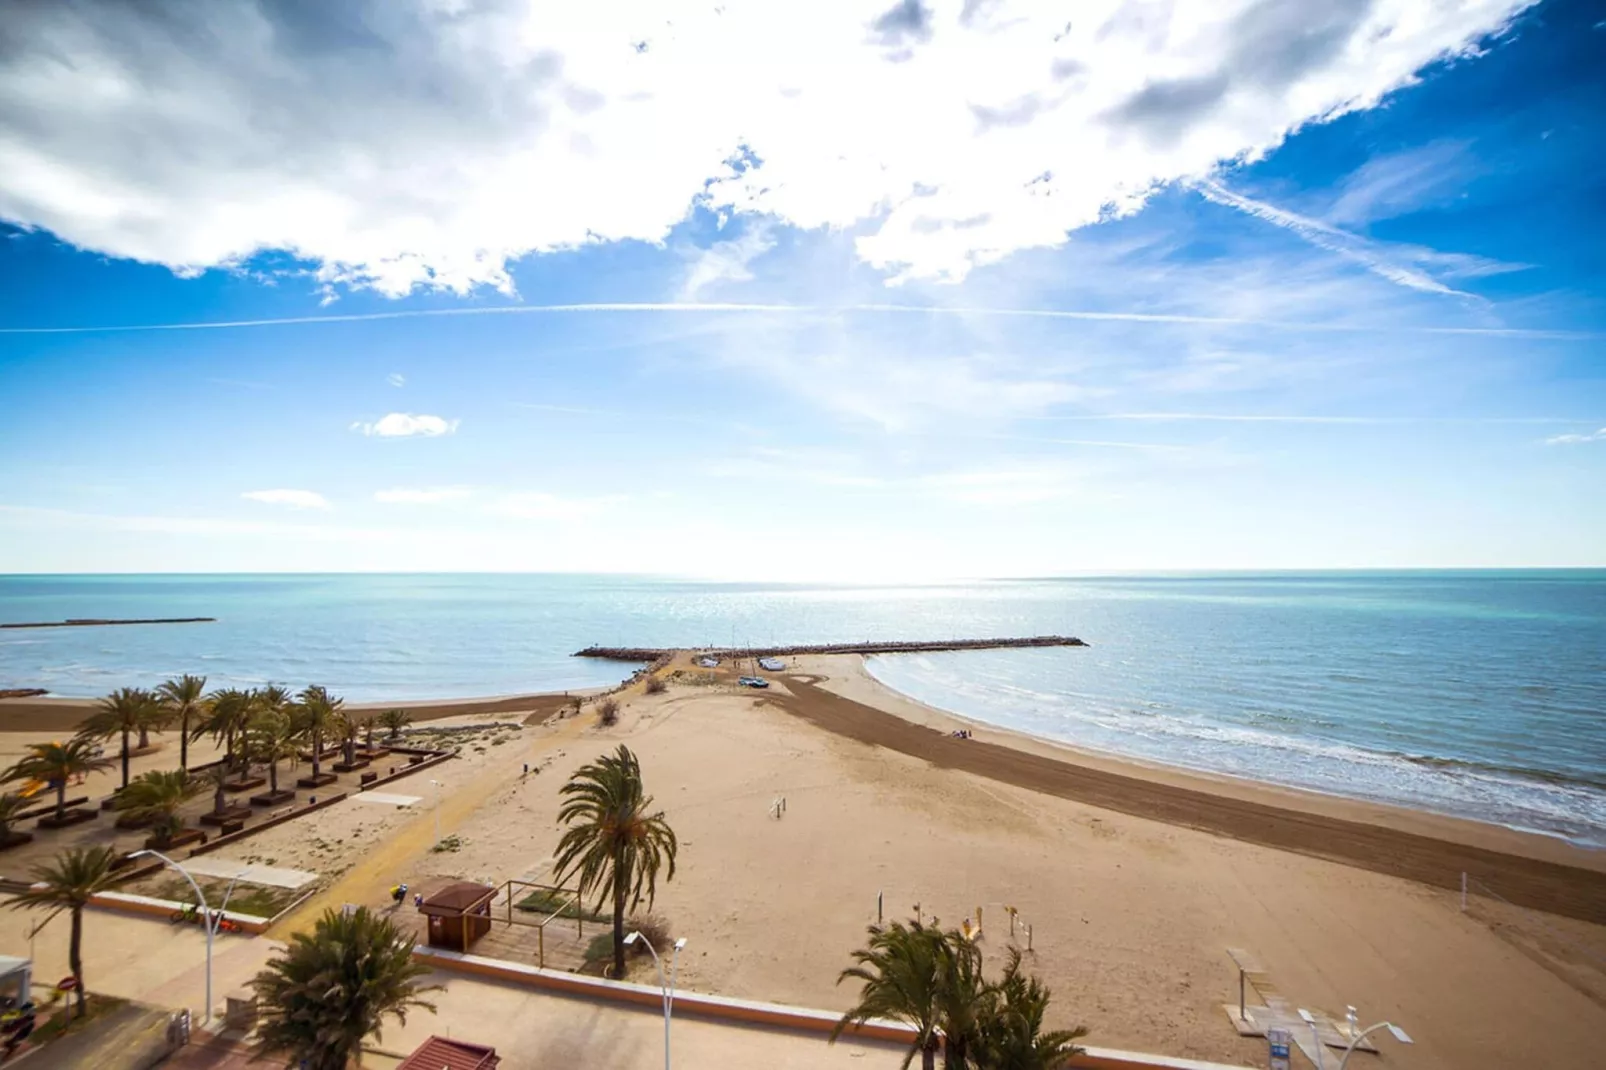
{"left": 1267, "top": 1026, "right": 1292, "bottom": 1070}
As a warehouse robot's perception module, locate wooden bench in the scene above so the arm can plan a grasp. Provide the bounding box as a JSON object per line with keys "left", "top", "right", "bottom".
{"left": 360, "top": 772, "right": 379, "bottom": 786}
{"left": 269, "top": 805, "right": 296, "bottom": 819}
{"left": 219, "top": 819, "right": 245, "bottom": 835}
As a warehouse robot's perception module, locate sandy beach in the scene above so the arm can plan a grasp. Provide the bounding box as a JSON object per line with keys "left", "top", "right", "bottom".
{"left": 3, "top": 655, "right": 1603, "bottom": 1068}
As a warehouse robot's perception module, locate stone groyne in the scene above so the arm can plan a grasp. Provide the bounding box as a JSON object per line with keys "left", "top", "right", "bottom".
{"left": 574, "top": 635, "right": 1088, "bottom": 661}
{"left": 0, "top": 616, "right": 217, "bottom": 629}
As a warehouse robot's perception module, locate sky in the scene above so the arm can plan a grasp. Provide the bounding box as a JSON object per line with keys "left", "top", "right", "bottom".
{"left": 0, "top": 0, "right": 1602, "bottom": 580}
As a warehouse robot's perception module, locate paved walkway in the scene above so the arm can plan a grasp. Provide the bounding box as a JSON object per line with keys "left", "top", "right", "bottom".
{"left": 180, "top": 857, "right": 319, "bottom": 889}
{"left": 25, "top": 1001, "right": 173, "bottom": 1070}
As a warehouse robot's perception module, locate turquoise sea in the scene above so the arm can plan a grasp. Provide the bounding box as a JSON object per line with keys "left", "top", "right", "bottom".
{"left": 2, "top": 572, "right": 1602, "bottom": 847}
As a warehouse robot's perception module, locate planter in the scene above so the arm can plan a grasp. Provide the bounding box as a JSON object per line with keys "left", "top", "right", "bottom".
{"left": 100, "top": 795, "right": 123, "bottom": 812}
{"left": 199, "top": 805, "right": 252, "bottom": 827}
{"left": 332, "top": 759, "right": 370, "bottom": 773}
{"left": 0, "top": 831, "right": 34, "bottom": 851}
{"left": 250, "top": 789, "right": 297, "bottom": 807}
{"left": 144, "top": 827, "right": 207, "bottom": 851}
{"left": 358, "top": 747, "right": 391, "bottom": 760}
{"left": 224, "top": 776, "right": 267, "bottom": 793}
{"left": 296, "top": 772, "right": 338, "bottom": 789}
{"left": 37, "top": 808, "right": 98, "bottom": 830}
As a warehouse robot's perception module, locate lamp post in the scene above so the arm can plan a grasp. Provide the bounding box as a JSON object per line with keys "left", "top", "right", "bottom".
{"left": 624, "top": 931, "right": 687, "bottom": 1070}
{"left": 130, "top": 850, "right": 243, "bottom": 1026}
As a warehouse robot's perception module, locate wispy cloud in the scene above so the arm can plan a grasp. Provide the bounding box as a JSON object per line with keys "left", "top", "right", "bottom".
{"left": 351, "top": 413, "right": 459, "bottom": 437}
{"left": 1545, "top": 427, "right": 1606, "bottom": 445}
{"left": 680, "top": 221, "right": 777, "bottom": 299}
{"left": 241, "top": 489, "right": 329, "bottom": 510}
{"left": 387, "top": 373, "right": 406, "bottom": 387}
{"left": 1196, "top": 180, "right": 1512, "bottom": 299}
{"left": 490, "top": 491, "right": 623, "bottom": 521}
{"left": 0, "top": 303, "right": 1589, "bottom": 340}
{"left": 374, "top": 486, "right": 472, "bottom": 504}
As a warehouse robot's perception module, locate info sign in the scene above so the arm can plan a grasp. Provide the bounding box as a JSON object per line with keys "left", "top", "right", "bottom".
{"left": 1267, "top": 1026, "right": 1292, "bottom": 1070}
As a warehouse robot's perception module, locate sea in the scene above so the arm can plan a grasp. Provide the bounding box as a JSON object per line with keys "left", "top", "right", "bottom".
{"left": 2, "top": 572, "right": 1603, "bottom": 848}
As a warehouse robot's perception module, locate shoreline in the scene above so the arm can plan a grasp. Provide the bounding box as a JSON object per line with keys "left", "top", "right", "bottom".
{"left": 7, "top": 654, "right": 1604, "bottom": 918}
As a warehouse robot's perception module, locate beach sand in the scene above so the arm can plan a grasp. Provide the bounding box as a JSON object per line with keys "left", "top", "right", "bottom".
{"left": 4, "top": 658, "right": 1603, "bottom": 1067}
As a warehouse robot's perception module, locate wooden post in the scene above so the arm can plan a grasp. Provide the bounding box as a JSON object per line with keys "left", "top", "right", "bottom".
{"left": 877, "top": 891, "right": 883, "bottom": 924}
{"left": 1239, "top": 968, "right": 1246, "bottom": 1022}
{"left": 539, "top": 923, "right": 545, "bottom": 969}
{"left": 1461, "top": 872, "right": 1468, "bottom": 911}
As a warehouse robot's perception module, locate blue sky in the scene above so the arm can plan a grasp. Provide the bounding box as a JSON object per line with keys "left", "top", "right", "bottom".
{"left": 1, "top": 0, "right": 1602, "bottom": 579}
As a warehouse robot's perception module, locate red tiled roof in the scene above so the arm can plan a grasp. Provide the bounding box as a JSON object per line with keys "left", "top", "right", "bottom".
{"left": 396, "top": 1035, "right": 500, "bottom": 1070}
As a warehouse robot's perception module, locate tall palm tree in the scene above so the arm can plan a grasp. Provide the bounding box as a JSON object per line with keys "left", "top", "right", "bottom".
{"left": 2, "top": 739, "right": 114, "bottom": 822}
{"left": 973, "top": 950, "right": 1088, "bottom": 1070}
{"left": 553, "top": 744, "right": 678, "bottom": 980}
{"left": 246, "top": 709, "right": 299, "bottom": 796}
{"left": 155, "top": 674, "right": 207, "bottom": 771}
{"left": 295, "top": 686, "right": 343, "bottom": 780}
{"left": 194, "top": 688, "right": 255, "bottom": 778}
{"left": 116, "top": 769, "right": 203, "bottom": 846}
{"left": 251, "top": 906, "right": 437, "bottom": 1070}
{"left": 78, "top": 686, "right": 156, "bottom": 789}
{"left": 5, "top": 846, "right": 119, "bottom": 1018}
{"left": 832, "top": 919, "right": 952, "bottom": 1070}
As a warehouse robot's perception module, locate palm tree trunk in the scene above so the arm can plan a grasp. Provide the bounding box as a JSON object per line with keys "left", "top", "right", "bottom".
{"left": 269, "top": 759, "right": 278, "bottom": 792}
{"left": 612, "top": 850, "right": 627, "bottom": 980}
{"left": 55, "top": 780, "right": 67, "bottom": 823}
{"left": 137, "top": 725, "right": 150, "bottom": 749}
{"left": 214, "top": 783, "right": 226, "bottom": 815}
{"left": 69, "top": 905, "right": 85, "bottom": 1018}
{"left": 120, "top": 727, "right": 131, "bottom": 788}
{"left": 921, "top": 1037, "right": 938, "bottom": 1070}
{"left": 312, "top": 729, "right": 322, "bottom": 777}
{"left": 942, "top": 1037, "right": 964, "bottom": 1070}
{"left": 180, "top": 714, "right": 189, "bottom": 770}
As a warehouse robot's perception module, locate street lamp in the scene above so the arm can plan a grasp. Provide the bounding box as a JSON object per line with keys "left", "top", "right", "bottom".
{"left": 624, "top": 931, "right": 687, "bottom": 1070}
{"left": 129, "top": 849, "right": 243, "bottom": 1025}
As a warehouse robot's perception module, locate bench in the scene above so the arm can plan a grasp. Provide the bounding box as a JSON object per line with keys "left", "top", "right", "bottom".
{"left": 269, "top": 805, "right": 295, "bottom": 819}
{"left": 360, "top": 772, "right": 379, "bottom": 786}
{"left": 219, "top": 819, "right": 245, "bottom": 835}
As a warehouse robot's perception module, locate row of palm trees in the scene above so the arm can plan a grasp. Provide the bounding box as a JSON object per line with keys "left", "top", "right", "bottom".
{"left": 5, "top": 735, "right": 1082, "bottom": 1068}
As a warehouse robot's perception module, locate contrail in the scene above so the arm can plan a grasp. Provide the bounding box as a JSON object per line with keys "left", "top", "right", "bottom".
{"left": 0, "top": 301, "right": 1592, "bottom": 339}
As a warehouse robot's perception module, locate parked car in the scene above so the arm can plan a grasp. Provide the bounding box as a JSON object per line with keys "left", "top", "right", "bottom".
{"left": 737, "top": 676, "right": 770, "bottom": 688}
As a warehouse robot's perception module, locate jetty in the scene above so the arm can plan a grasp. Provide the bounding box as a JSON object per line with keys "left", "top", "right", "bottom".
{"left": 574, "top": 635, "right": 1088, "bottom": 661}
{"left": 0, "top": 617, "right": 216, "bottom": 629}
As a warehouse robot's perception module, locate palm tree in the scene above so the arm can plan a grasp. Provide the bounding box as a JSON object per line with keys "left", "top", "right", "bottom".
{"left": 2, "top": 739, "right": 114, "bottom": 822}
{"left": 296, "top": 686, "right": 343, "bottom": 780}
{"left": 832, "top": 919, "right": 951, "bottom": 1070}
{"left": 116, "top": 769, "right": 202, "bottom": 846}
{"left": 155, "top": 674, "right": 207, "bottom": 770}
{"left": 195, "top": 764, "right": 232, "bottom": 817}
{"left": 134, "top": 695, "right": 174, "bottom": 750}
{"left": 251, "top": 906, "right": 437, "bottom": 1070}
{"left": 5, "top": 846, "right": 119, "bottom": 1018}
{"left": 377, "top": 708, "right": 410, "bottom": 740}
{"left": 78, "top": 686, "right": 156, "bottom": 789}
{"left": 0, "top": 792, "right": 31, "bottom": 845}
{"left": 246, "top": 709, "right": 299, "bottom": 796}
{"left": 973, "top": 950, "right": 1088, "bottom": 1070}
{"left": 553, "top": 744, "right": 678, "bottom": 980}
{"left": 194, "top": 688, "right": 256, "bottom": 778}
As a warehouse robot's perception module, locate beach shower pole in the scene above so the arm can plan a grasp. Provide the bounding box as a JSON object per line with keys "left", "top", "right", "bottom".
{"left": 430, "top": 779, "right": 442, "bottom": 847}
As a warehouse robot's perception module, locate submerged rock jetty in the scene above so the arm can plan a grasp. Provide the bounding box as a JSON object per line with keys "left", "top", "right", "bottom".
{"left": 574, "top": 635, "right": 1088, "bottom": 661}
{"left": 0, "top": 616, "right": 216, "bottom": 629}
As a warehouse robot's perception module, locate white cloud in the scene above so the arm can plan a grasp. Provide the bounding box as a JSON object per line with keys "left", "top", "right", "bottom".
{"left": 1545, "top": 427, "right": 1606, "bottom": 446}
{"left": 680, "top": 221, "right": 777, "bottom": 299}
{"left": 241, "top": 489, "right": 330, "bottom": 510}
{"left": 374, "top": 486, "right": 473, "bottom": 504}
{"left": 387, "top": 373, "right": 406, "bottom": 387}
{"left": 351, "top": 413, "right": 459, "bottom": 437}
{"left": 0, "top": 0, "right": 1534, "bottom": 294}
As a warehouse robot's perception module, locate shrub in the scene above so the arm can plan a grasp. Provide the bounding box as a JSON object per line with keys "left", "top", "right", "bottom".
{"left": 596, "top": 698, "right": 620, "bottom": 726}
{"left": 643, "top": 675, "right": 667, "bottom": 695}
{"left": 628, "top": 913, "right": 674, "bottom": 954}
